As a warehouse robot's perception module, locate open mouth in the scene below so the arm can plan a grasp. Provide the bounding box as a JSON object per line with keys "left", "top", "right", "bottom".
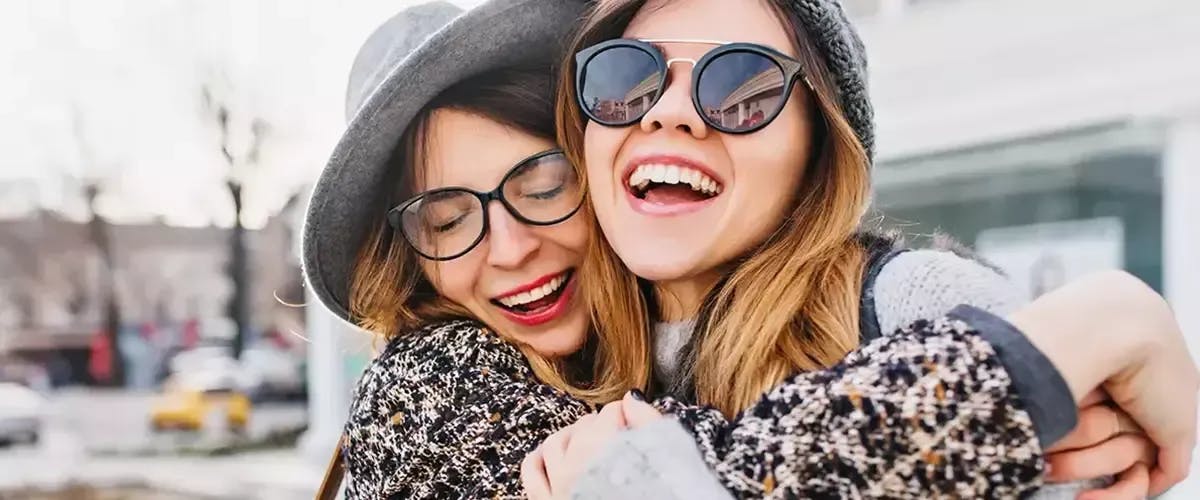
{"left": 626, "top": 163, "right": 723, "bottom": 205}
{"left": 491, "top": 270, "right": 574, "bottom": 317}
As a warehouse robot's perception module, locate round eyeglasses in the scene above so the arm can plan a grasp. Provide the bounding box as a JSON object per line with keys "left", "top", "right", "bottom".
{"left": 387, "top": 149, "right": 584, "bottom": 261}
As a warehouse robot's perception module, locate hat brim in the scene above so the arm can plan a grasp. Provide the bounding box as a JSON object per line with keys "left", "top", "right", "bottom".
{"left": 302, "top": 0, "right": 588, "bottom": 322}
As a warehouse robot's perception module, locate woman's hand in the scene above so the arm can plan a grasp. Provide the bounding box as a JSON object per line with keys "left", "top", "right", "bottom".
{"left": 1045, "top": 390, "right": 1156, "bottom": 499}
{"left": 521, "top": 392, "right": 663, "bottom": 499}
{"left": 1009, "top": 271, "right": 1199, "bottom": 495}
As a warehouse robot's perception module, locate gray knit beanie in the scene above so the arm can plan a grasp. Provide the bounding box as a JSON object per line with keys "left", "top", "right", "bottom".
{"left": 786, "top": 0, "right": 875, "bottom": 160}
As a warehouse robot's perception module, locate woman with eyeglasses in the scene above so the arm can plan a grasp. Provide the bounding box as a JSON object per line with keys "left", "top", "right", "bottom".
{"left": 520, "top": 0, "right": 1196, "bottom": 498}
{"left": 307, "top": 1, "right": 1195, "bottom": 499}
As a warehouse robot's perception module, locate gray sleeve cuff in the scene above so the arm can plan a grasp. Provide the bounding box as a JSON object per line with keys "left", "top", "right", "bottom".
{"left": 948, "top": 304, "right": 1078, "bottom": 447}
{"left": 570, "top": 419, "right": 732, "bottom": 500}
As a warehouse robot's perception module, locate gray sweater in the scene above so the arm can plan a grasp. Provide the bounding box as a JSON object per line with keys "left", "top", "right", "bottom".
{"left": 574, "top": 249, "right": 1109, "bottom": 499}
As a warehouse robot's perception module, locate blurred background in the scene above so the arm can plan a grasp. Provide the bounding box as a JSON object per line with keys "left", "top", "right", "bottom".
{"left": 0, "top": 0, "right": 1196, "bottom": 498}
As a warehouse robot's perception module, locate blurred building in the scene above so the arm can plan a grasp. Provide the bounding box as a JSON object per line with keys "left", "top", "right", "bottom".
{"left": 855, "top": 0, "right": 1198, "bottom": 334}
{"left": 0, "top": 208, "right": 304, "bottom": 385}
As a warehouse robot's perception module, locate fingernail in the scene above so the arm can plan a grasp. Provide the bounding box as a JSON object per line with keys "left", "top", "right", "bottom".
{"left": 628, "top": 389, "right": 646, "bottom": 401}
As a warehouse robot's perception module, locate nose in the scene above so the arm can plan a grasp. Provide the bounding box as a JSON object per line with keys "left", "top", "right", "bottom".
{"left": 639, "top": 60, "right": 708, "bottom": 139}
{"left": 484, "top": 202, "right": 540, "bottom": 269}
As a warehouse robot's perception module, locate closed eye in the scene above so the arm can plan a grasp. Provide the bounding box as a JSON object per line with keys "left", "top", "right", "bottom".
{"left": 431, "top": 214, "right": 467, "bottom": 233}
{"left": 525, "top": 185, "right": 565, "bottom": 200}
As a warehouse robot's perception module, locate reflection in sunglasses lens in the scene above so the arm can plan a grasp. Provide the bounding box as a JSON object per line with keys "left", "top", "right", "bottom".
{"left": 581, "top": 45, "right": 661, "bottom": 125}
{"left": 697, "top": 51, "right": 786, "bottom": 132}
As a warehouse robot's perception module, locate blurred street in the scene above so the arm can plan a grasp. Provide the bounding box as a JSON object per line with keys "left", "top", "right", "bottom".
{"left": 0, "top": 389, "right": 315, "bottom": 499}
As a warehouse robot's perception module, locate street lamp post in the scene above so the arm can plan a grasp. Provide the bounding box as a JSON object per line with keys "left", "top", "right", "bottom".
{"left": 84, "top": 183, "right": 126, "bottom": 387}
{"left": 204, "top": 84, "right": 269, "bottom": 359}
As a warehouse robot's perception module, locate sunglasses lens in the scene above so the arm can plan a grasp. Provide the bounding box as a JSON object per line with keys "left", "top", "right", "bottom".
{"left": 399, "top": 191, "right": 484, "bottom": 259}
{"left": 697, "top": 51, "right": 787, "bottom": 132}
{"left": 580, "top": 45, "right": 661, "bottom": 125}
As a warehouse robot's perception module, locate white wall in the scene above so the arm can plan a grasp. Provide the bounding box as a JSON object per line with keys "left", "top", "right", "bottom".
{"left": 858, "top": 0, "right": 1200, "bottom": 162}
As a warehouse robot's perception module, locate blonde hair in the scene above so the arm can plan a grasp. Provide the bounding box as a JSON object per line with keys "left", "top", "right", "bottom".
{"left": 557, "top": 0, "right": 872, "bottom": 417}
{"left": 350, "top": 68, "right": 623, "bottom": 404}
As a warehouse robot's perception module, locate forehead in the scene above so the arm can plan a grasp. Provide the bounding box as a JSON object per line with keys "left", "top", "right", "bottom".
{"left": 625, "top": 0, "right": 796, "bottom": 57}
{"left": 416, "top": 108, "right": 555, "bottom": 192}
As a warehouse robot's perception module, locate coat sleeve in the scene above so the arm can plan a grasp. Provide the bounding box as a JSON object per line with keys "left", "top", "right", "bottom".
{"left": 342, "top": 320, "right": 590, "bottom": 499}
{"left": 572, "top": 314, "right": 1055, "bottom": 499}
{"left": 872, "top": 250, "right": 1107, "bottom": 498}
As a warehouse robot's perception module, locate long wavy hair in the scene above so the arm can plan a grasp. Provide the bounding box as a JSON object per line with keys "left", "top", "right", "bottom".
{"left": 350, "top": 67, "right": 622, "bottom": 404}
{"left": 556, "top": 0, "right": 873, "bottom": 416}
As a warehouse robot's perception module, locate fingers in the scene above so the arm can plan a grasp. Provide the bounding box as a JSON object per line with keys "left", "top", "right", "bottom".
{"left": 1149, "top": 444, "right": 1192, "bottom": 496}
{"left": 1076, "top": 462, "right": 1149, "bottom": 500}
{"left": 594, "top": 399, "right": 627, "bottom": 431}
{"left": 1148, "top": 394, "right": 1197, "bottom": 495}
{"left": 621, "top": 392, "right": 664, "bottom": 429}
{"left": 1045, "top": 434, "right": 1155, "bottom": 483}
{"left": 1048, "top": 405, "right": 1143, "bottom": 453}
{"left": 521, "top": 447, "right": 552, "bottom": 500}
{"left": 540, "top": 425, "right": 576, "bottom": 492}
{"left": 1080, "top": 389, "right": 1109, "bottom": 408}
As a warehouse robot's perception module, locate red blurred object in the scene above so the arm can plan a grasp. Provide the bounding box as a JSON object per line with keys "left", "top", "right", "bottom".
{"left": 182, "top": 319, "right": 200, "bottom": 348}
{"left": 89, "top": 330, "right": 112, "bottom": 383}
{"left": 265, "top": 328, "right": 290, "bottom": 349}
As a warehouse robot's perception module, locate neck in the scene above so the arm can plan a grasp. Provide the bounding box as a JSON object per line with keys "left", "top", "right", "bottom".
{"left": 653, "top": 272, "right": 721, "bottom": 322}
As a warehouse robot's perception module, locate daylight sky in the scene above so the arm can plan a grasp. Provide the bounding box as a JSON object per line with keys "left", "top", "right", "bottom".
{"left": 0, "top": 0, "right": 485, "bottom": 228}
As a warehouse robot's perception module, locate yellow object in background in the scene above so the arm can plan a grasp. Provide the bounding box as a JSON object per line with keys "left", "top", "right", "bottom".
{"left": 150, "top": 388, "right": 251, "bottom": 432}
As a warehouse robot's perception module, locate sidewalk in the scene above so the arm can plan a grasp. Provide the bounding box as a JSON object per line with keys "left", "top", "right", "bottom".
{"left": 1, "top": 447, "right": 323, "bottom": 499}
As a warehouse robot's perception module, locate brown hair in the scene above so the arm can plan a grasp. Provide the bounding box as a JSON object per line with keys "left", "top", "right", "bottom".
{"left": 349, "top": 67, "right": 616, "bottom": 403}
{"left": 556, "top": 0, "right": 873, "bottom": 417}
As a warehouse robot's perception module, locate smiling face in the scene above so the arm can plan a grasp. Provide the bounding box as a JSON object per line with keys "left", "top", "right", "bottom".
{"left": 583, "top": 0, "right": 814, "bottom": 308}
{"left": 416, "top": 108, "right": 589, "bottom": 357}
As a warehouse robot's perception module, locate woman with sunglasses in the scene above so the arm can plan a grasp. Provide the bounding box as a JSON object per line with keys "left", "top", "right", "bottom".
{"left": 522, "top": 0, "right": 1196, "bottom": 498}
{"left": 307, "top": 1, "right": 1195, "bottom": 498}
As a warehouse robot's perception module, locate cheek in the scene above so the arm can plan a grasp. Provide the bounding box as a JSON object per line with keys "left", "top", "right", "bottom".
{"left": 420, "top": 259, "right": 480, "bottom": 308}
{"left": 753, "top": 97, "right": 810, "bottom": 184}
{"left": 583, "top": 125, "right": 625, "bottom": 218}
{"left": 727, "top": 99, "right": 811, "bottom": 220}
{"left": 548, "top": 214, "right": 590, "bottom": 258}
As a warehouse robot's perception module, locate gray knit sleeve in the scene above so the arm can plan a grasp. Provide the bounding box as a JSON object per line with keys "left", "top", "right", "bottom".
{"left": 570, "top": 419, "right": 733, "bottom": 500}
{"left": 872, "top": 249, "right": 1024, "bottom": 335}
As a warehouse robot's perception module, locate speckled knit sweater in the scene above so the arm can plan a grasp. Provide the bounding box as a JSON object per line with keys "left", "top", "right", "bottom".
{"left": 341, "top": 306, "right": 1073, "bottom": 499}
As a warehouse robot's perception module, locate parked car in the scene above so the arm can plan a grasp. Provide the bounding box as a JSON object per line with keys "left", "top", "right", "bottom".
{"left": 150, "top": 371, "right": 250, "bottom": 433}
{"left": 0, "top": 382, "right": 45, "bottom": 447}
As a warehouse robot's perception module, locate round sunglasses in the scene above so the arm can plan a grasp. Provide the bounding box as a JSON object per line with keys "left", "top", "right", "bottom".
{"left": 575, "top": 38, "right": 813, "bottom": 134}
{"left": 387, "top": 149, "right": 583, "bottom": 261}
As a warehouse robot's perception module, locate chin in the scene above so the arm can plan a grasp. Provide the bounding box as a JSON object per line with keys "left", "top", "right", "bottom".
{"left": 516, "top": 314, "right": 590, "bottom": 359}
{"left": 525, "top": 332, "right": 587, "bottom": 359}
{"left": 613, "top": 244, "right": 703, "bottom": 282}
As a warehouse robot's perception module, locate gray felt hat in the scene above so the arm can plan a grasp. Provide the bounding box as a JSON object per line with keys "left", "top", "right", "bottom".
{"left": 302, "top": 0, "right": 590, "bottom": 322}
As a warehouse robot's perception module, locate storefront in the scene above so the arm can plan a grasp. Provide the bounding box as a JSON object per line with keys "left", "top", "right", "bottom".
{"left": 875, "top": 123, "right": 1165, "bottom": 298}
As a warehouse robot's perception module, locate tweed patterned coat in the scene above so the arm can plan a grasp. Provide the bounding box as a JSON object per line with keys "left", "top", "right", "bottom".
{"left": 341, "top": 315, "right": 1048, "bottom": 499}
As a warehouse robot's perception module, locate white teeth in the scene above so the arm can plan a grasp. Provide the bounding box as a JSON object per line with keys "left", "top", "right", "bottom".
{"left": 664, "top": 165, "right": 680, "bottom": 184}
{"left": 649, "top": 166, "right": 665, "bottom": 183}
{"left": 626, "top": 163, "right": 723, "bottom": 196}
{"left": 497, "top": 274, "right": 568, "bottom": 307}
